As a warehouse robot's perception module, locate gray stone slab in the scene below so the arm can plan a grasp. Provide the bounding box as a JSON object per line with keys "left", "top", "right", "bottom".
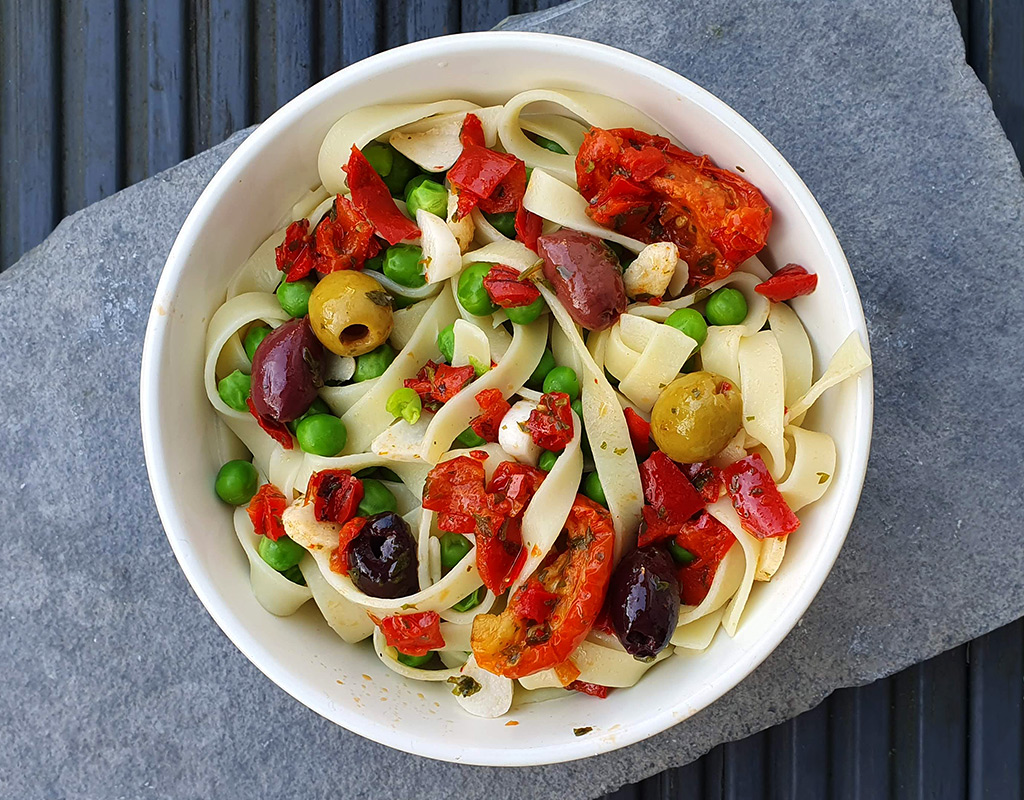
{"left": 2, "top": 0, "right": 1023, "bottom": 797}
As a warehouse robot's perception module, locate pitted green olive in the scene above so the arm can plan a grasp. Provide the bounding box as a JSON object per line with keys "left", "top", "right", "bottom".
{"left": 650, "top": 372, "right": 742, "bottom": 463}
{"left": 308, "top": 271, "right": 394, "bottom": 357}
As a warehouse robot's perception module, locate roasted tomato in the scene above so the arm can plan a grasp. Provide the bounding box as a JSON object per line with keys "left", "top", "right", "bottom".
{"left": 471, "top": 495, "right": 615, "bottom": 679}
{"left": 305, "top": 469, "right": 364, "bottom": 525}
{"left": 524, "top": 391, "right": 574, "bottom": 451}
{"left": 247, "top": 483, "right": 288, "bottom": 541}
{"left": 575, "top": 127, "right": 772, "bottom": 287}
{"left": 370, "top": 611, "right": 445, "bottom": 657}
{"left": 469, "top": 388, "right": 511, "bottom": 443}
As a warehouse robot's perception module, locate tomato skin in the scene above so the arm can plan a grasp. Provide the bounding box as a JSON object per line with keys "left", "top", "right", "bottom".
{"left": 275, "top": 219, "right": 316, "bottom": 281}
{"left": 306, "top": 469, "right": 364, "bottom": 525}
{"left": 247, "top": 483, "right": 288, "bottom": 541}
{"left": 486, "top": 461, "right": 547, "bottom": 518}
{"left": 344, "top": 146, "right": 421, "bottom": 245}
{"left": 469, "top": 388, "right": 511, "bottom": 443}
{"left": 482, "top": 265, "right": 541, "bottom": 309}
{"left": 576, "top": 127, "right": 772, "bottom": 288}
{"left": 449, "top": 144, "right": 518, "bottom": 218}
{"left": 370, "top": 611, "right": 445, "bottom": 657}
{"left": 404, "top": 361, "right": 475, "bottom": 410}
{"left": 246, "top": 398, "right": 294, "bottom": 449}
{"left": 471, "top": 496, "right": 615, "bottom": 679}
{"left": 329, "top": 516, "right": 366, "bottom": 576}
{"left": 524, "top": 391, "right": 574, "bottom": 451}
{"left": 723, "top": 454, "right": 800, "bottom": 539}
{"left": 754, "top": 264, "right": 818, "bottom": 302}
{"left": 422, "top": 455, "right": 488, "bottom": 533}
{"left": 460, "top": 113, "right": 485, "bottom": 147}
{"left": 569, "top": 680, "right": 610, "bottom": 698}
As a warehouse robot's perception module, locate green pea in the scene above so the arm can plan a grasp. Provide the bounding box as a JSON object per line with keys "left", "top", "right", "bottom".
{"left": 217, "top": 370, "right": 251, "bottom": 412}
{"left": 383, "top": 149, "right": 421, "bottom": 196}
{"left": 276, "top": 278, "right": 315, "bottom": 318}
{"left": 354, "top": 467, "right": 402, "bottom": 482}
{"left": 437, "top": 323, "right": 455, "bottom": 363}
{"left": 405, "top": 175, "right": 448, "bottom": 219}
{"left": 538, "top": 450, "right": 559, "bottom": 472}
{"left": 214, "top": 460, "right": 259, "bottom": 505}
{"left": 358, "top": 479, "right": 398, "bottom": 516}
{"left": 456, "top": 427, "right": 486, "bottom": 448}
{"left": 440, "top": 532, "right": 473, "bottom": 574}
{"left": 543, "top": 366, "right": 581, "bottom": 400}
{"left": 452, "top": 587, "right": 484, "bottom": 612}
{"left": 396, "top": 651, "right": 434, "bottom": 668}
{"left": 457, "top": 262, "right": 499, "bottom": 316}
{"left": 527, "top": 347, "right": 556, "bottom": 390}
{"left": 583, "top": 472, "right": 607, "bottom": 507}
{"left": 383, "top": 243, "right": 426, "bottom": 288}
{"left": 353, "top": 343, "right": 396, "bottom": 382}
{"left": 683, "top": 354, "right": 701, "bottom": 373}
{"left": 258, "top": 535, "right": 306, "bottom": 571}
{"left": 665, "top": 308, "right": 709, "bottom": 346}
{"left": 484, "top": 211, "right": 516, "bottom": 238}
{"left": 505, "top": 296, "right": 545, "bottom": 325}
{"left": 392, "top": 294, "right": 418, "bottom": 309}
{"left": 295, "top": 414, "right": 347, "bottom": 456}
{"left": 386, "top": 387, "right": 422, "bottom": 424}
{"left": 364, "top": 253, "right": 384, "bottom": 272}
{"left": 287, "top": 396, "right": 331, "bottom": 433}
{"left": 525, "top": 166, "right": 533, "bottom": 185}
{"left": 571, "top": 398, "right": 583, "bottom": 421}
{"left": 667, "top": 540, "right": 696, "bottom": 565}
{"left": 531, "top": 134, "right": 568, "bottom": 155}
{"left": 243, "top": 325, "right": 271, "bottom": 362}
{"left": 362, "top": 142, "right": 394, "bottom": 178}
{"left": 281, "top": 563, "right": 307, "bottom": 585}
{"left": 705, "top": 287, "right": 748, "bottom": 326}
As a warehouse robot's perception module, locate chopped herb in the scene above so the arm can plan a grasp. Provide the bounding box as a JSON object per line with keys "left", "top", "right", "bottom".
{"left": 573, "top": 727, "right": 593, "bottom": 736}
{"left": 600, "top": 442, "right": 608, "bottom": 450}
{"left": 448, "top": 675, "right": 482, "bottom": 697}
{"left": 366, "top": 290, "right": 393, "bottom": 308}
{"left": 746, "top": 415, "right": 755, "bottom": 422}
{"left": 816, "top": 472, "right": 830, "bottom": 484}
{"left": 400, "top": 603, "right": 417, "bottom": 610}
{"left": 613, "top": 447, "right": 627, "bottom": 456}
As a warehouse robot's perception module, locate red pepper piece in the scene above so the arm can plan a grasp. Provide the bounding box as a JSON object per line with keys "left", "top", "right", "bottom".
{"left": 754, "top": 264, "right": 818, "bottom": 302}
{"left": 275, "top": 219, "right": 316, "bottom": 281}
{"left": 568, "top": 680, "right": 611, "bottom": 698}
{"left": 512, "top": 579, "right": 559, "bottom": 624}
{"left": 312, "top": 195, "right": 380, "bottom": 273}
{"left": 524, "top": 391, "right": 575, "bottom": 451}
{"left": 482, "top": 264, "right": 541, "bottom": 309}
{"left": 674, "top": 513, "right": 736, "bottom": 605}
{"left": 682, "top": 461, "right": 725, "bottom": 504}
{"left": 246, "top": 398, "right": 293, "bottom": 449}
{"left": 305, "top": 469, "right": 364, "bottom": 525}
{"left": 487, "top": 461, "right": 546, "bottom": 517}
{"left": 514, "top": 204, "right": 543, "bottom": 252}
{"left": 639, "top": 451, "right": 704, "bottom": 523}
{"left": 478, "top": 159, "right": 527, "bottom": 215}
{"left": 329, "top": 516, "right": 366, "bottom": 575}
{"left": 369, "top": 611, "right": 445, "bottom": 657}
{"left": 448, "top": 144, "right": 518, "bottom": 218}
{"left": 723, "top": 454, "right": 800, "bottom": 539}
{"left": 623, "top": 407, "right": 653, "bottom": 459}
{"left": 469, "top": 388, "right": 511, "bottom": 442}
{"left": 344, "top": 145, "right": 421, "bottom": 245}
{"left": 247, "top": 483, "right": 288, "bottom": 542}
{"left": 460, "top": 112, "right": 486, "bottom": 148}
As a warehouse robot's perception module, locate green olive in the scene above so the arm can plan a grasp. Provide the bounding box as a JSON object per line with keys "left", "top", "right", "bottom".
{"left": 650, "top": 371, "right": 743, "bottom": 463}
{"left": 308, "top": 270, "right": 394, "bottom": 357}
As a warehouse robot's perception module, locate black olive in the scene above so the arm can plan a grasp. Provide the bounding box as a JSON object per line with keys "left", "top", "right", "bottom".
{"left": 347, "top": 512, "right": 419, "bottom": 598}
{"left": 607, "top": 545, "right": 680, "bottom": 661}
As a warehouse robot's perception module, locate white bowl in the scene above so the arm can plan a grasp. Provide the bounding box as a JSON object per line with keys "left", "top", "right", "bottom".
{"left": 141, "top": 32, "right": 872, "bottom": 766}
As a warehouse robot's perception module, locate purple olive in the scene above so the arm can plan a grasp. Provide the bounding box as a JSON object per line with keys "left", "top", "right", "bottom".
{"left": 607, "top": 545, "right": 680, "bottom": 661}
{"left": 249, "top": 317, "right": 323, "bottom": 422}
{"left": 347, "top": 512, "right": 419, "bottom": 599}
{"left": 538, "top": 228, "right": 626, "bottom": 331}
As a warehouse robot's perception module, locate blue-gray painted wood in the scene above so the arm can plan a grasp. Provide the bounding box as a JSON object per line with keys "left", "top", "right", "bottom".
{"left": 1, "top": 3, "right": 1022, "bottom": 798}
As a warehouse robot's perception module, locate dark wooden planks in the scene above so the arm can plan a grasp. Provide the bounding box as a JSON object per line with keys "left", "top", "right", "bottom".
{"left": 969, "top": 0, "right": 1024, "bottom": 159}
{"left": 828, "top": 680, "right": 892, "bottom": 800}
{"left": 190, "top": 0, "right": 253, "bottom": 152}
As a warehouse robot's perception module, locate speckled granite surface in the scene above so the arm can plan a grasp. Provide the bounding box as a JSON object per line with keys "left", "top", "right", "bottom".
{"left": 2, "top": 0, "right": 1023, "bottom": 797}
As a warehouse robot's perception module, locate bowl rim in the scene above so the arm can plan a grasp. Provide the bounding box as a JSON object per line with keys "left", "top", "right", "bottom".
{"left": 141, "top": 30, "right": 873, "bottom": 766}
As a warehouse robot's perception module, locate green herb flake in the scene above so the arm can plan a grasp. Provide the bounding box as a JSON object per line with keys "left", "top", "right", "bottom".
{"left": 600, "top": 442, "right": 608, "bottom": 450}
{"left": 816, "top": 472, "right": 830, "bottom": 484}
{"left": 447, "top": 675, "right": 482, "bottom": 698}
{"left": 573, "top": 726, "right": 593, "bottom": 737}
{"left": 613, "top": 447, "right": 628, "bottom": 456}
{"left": 366, "top": 290, "right": 393, "bottom": 308}
{"left": 746, "top": 415, "right": 755, "bottom": 422}
{"left": 400, "top": 603, "right": 417, "bottom": 610}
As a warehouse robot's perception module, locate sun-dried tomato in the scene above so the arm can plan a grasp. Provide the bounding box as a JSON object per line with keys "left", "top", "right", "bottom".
{"left": 460, "top": 112, "right": 486, "bottom": 148}
{"left": 422, "top": 455, "right": 489, "bottom": 534}
{"left": 568, "top": 680, "right": 611, "bottom": 698}
{"left": 515, "top": 204, "right": 543, "bottom": 252}
{"left": 469, "top": 388, "right": 510, "bottom": 442}
{"left": 639, "top": 451, "right": 705, "bottom": 524}
{"left": 487, "top": 461, "right": 546, "bottom": 518}
{"left": 404, "top": 361, "right": 475, "bottom": 410}
{"left": 329, "top": 516, "right": 366, "bottom": 575}
{"left": 344, "top": 146, "right": 420, "bottom": 245}
{"left": 576, "top": 127, "right": 772, "bottom": 288}
{"left": 482, "top": 264, "right": 541, "bottom": 309}
{"left": 246, "top": 397, "right": 293, "bottom": 449}
{"left": 723, "top": 454, "right": 800, "bottom": 539}
{"left": 524, "top": 391, "right": 574, "bottom": 451}
{"left": 448, "top": 144, "right": 519, "bottom": 218}
{"left": 478, "top": 159, "right": 526, "bottom": 215}
{"left": 682, "top": 461, "right": 725, "bottom": 504}
{"left": 754, "top": 264, "right": 818, "bottom": 302}
{"left": 247, "top": 483, "right": 288, "bottom": 541}
{"left": 312, "top": 195, "right": 380, "bottom": 274}
{"left": 623, "top": 407, "right": 652, "bottom": 459}
{"left": 370, "top": 611, "right": 445, "bottom": 657}
{"left": 305, "top": 469, "right": 364, "bottom": 525}
{"left": 512, "top": 579, "right": 559, "bottom": 625}
{"left": 275, "top": 219, "right": 316, "bottom": 281}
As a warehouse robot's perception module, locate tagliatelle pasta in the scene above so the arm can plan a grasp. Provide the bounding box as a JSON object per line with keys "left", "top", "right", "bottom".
{"left": 203, "top": 89, "right": 870, "bottom": 718}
